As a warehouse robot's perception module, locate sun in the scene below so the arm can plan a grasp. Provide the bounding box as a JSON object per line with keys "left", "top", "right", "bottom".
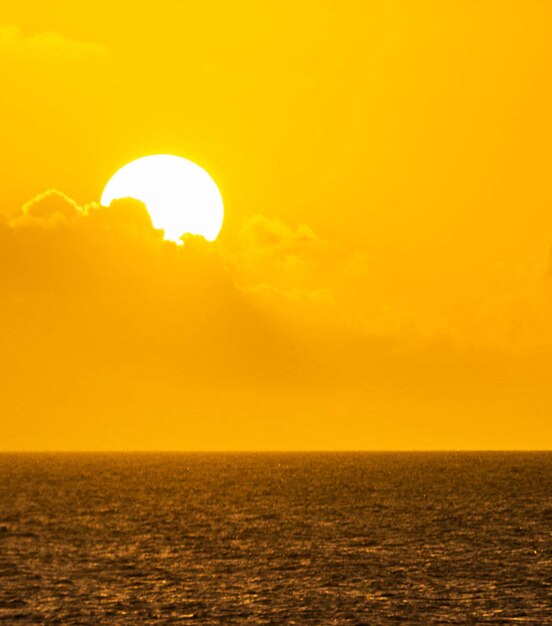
{"left": 100, "top": 155, "right": 224, "bottom": 243}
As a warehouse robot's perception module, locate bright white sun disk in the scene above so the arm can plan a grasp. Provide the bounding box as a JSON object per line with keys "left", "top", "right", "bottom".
{"left": 100, "top": 155, "right": 224, "bottom": 242}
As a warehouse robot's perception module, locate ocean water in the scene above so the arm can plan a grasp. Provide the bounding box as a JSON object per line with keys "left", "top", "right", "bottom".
{"left": 0, "top": 452, "right": 551, "bottom": 624}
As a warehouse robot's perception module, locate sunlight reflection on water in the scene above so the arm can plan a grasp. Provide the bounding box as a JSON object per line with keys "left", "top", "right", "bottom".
{"left": 0, "top": 452, "right": 551, "bottom": 624}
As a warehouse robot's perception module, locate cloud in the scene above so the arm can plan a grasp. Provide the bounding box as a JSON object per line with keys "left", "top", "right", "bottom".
{"left": 239, "top": 214, "right": 323, "bottom": 253}
{"left": 2, "top": 189, "right": 552, "bottom": 450}
{"left": 5, "top": 189, "right": 551, "bottom": 355}
{"left": 10, "top": 189, "right": 84, "bottom": 228}
{"left": 1, "top": 191, "right": 289, "bottom": 380}
{"left": 0, "top": 191, "right": 368, "bottom": 405}
{"left": 234, "top": 214, "right": 333, "bottom": 296}
{"left": 0, "top": 24, "right": 108, "bottom": 62}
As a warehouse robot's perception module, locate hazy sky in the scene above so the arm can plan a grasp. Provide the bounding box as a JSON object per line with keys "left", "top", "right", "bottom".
{"left": 2, "top": 1, "right": 552, "bottom": 450}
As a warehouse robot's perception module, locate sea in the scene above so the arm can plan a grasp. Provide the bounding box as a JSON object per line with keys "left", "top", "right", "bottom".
{"left": 0, "top": 452, "right": 551, "bottom": 624}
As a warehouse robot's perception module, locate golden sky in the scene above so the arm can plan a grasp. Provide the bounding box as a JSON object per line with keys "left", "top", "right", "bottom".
{"left": 2, "top": 1, "right": 552, "bottom": 450}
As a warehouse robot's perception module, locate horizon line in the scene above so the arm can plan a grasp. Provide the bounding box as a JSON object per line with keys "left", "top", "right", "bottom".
{"left": 1, "top": 449, "right": 551, "bottom": 454}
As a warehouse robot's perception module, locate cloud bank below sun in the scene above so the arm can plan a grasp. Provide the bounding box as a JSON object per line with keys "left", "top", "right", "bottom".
{"left": 2, "top": 189, "right": 552, "bottom": 451}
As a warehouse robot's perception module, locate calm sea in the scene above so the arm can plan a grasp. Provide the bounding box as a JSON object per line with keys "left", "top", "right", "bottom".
{"left": 0, "top": 452, "right": 551, "bottom": 624}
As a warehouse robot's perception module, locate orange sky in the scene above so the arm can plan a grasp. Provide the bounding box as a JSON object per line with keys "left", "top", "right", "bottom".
{"left": 1, "top": 1, "right": 552, "bottom": 450}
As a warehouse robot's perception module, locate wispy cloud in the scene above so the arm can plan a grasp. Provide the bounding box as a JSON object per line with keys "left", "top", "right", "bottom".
{"left": 0, "top": 24, "right": 108, "bottom": 62}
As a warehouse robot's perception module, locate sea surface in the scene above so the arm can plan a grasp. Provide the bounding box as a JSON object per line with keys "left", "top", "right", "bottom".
{"left": 0, "top": 452, "right": 551, "bottom": 624}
